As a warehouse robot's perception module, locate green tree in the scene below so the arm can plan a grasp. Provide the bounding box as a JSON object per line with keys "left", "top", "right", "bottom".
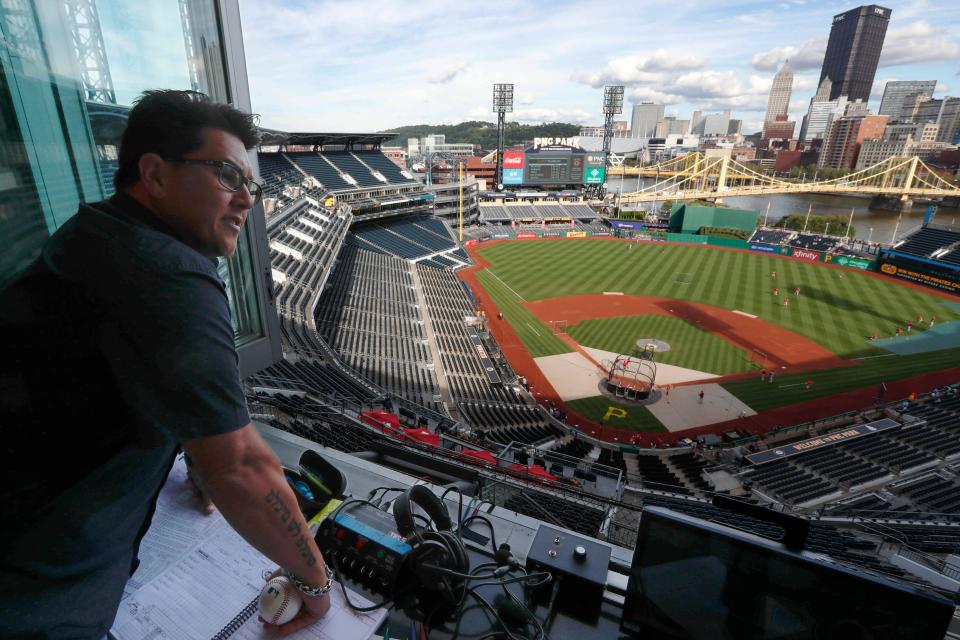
{"left": 778, "top": 214, "right": 855, "bottom": 237}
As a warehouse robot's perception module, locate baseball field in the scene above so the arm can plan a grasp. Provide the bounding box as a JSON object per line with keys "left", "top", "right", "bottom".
{"left": 461, "top": 238, "right": 960, "bottom": 439}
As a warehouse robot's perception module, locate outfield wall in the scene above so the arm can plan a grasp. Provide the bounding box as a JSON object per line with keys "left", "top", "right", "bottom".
{"left": 468, "top": 232, "right": 879, "bottom": 270}
{"left": 669, "top": 204, "right": 760, "bottom": 234}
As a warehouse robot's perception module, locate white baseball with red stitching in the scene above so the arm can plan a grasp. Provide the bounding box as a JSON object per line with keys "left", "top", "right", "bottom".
{"left": 259, "top": 575, "right": 303, "bottom": 625}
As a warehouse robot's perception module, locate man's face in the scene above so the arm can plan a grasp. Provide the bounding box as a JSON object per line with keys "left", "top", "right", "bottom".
{"left": 158, "top": 128, "right": 254, "bottom": 258}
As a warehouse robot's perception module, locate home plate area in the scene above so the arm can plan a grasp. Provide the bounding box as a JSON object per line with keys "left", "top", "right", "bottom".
{"left": 533, "top": 346, "right": 755, "bottom": 431}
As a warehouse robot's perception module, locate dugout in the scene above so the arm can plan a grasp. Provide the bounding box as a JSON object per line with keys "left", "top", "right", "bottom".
{"left": 669, "top": 204, "right": 760, "bottom": 235}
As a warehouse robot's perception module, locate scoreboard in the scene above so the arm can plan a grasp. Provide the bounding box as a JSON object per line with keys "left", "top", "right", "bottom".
{"left": 507, "top": 151, "right": 605, "bottom": 186}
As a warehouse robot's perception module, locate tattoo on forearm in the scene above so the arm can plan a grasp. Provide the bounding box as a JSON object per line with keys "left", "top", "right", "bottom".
{"left": 265, "top": 488, "right": 292, "bottom": 523}
{"left": 265, "top": 488, "right": 317, "bottom": 567}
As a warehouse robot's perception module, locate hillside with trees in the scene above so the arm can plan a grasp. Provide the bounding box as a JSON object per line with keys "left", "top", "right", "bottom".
{"left": 381, "top": 121, "right": 581, "bottom": 150}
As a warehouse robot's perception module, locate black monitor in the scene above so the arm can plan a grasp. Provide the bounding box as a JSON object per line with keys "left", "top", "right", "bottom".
{"left": 621, "top": 506, "right": 954, "bottom": 639}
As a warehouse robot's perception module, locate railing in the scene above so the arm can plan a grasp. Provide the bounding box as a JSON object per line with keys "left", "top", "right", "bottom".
{"left": 856, "top": 521, "right": 960, "bottom": 582}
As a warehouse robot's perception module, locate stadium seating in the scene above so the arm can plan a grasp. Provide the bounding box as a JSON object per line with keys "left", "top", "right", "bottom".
{"left": 789, "top": 233, "right": 845, "bottom": 252}
{"left": 99, "top": 158, "right": 118, "bottom": 197}
{"left": 893, "top": 226, "right": 960, "bottom": 260}
{"left": 750, "top": 228, "right": 793, "bottom": 244}
{"left": 350, "top": 216, "right": 457, "bottom": 260}
{"left": 258, "top": 152, "right": 305, "bottom": 199}
{"left": 287, "top": 152, "right": 356, "bottom": 191}
{"left": 358, "top": 152, "right": 413, "bottom": 184}
{"left": 501, "top": 488, "right": 605, "bottom": 538}
{"left": 630, "top": 454, "right": 689, "bottom": 494}
{"left": 323, "top": 152, "right": 384, "bottom": 188}
{"left": 314, "top": 243, "right": 442, "bottom": 411}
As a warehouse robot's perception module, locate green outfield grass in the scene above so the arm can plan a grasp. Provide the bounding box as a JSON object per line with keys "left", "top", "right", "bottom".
{"left": 722, "top": 346, "right": 960, "bottom": 411}
{"left": 474, "top": 269, "right": 570, "bottom": 357}
{"left": 568, "top": 315, "right": 754, "bottom": 375}
{"left": 476, "top": 240, "right": 959, "bottom": 359}
{"left": 565, "top": 396, "right": 667, "bottom": 433}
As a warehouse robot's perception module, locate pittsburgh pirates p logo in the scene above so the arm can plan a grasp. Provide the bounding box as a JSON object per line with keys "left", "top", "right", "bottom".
{"left": 602, "top": 406, "right": 627, "bottom": 422}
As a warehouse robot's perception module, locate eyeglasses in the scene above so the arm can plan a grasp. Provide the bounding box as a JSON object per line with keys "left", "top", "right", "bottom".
{"left": 168, "top": 158, "right": 263, "bottom": 205}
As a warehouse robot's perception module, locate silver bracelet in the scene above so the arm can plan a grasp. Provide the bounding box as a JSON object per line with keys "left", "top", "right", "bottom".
{"left": 285, "top": 568, "right": 334, "bottom": 597}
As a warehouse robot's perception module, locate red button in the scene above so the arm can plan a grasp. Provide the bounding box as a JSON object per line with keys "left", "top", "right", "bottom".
{"left": 355, "top": 540, "right": 365, "bottom": 550}
{"left": 335, "top": 530, "right": 345, "bottom": 539}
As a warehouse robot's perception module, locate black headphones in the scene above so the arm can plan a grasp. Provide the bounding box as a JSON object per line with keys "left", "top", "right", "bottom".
{"left": 393, "top": 484, "right": 469, "bottom": 605}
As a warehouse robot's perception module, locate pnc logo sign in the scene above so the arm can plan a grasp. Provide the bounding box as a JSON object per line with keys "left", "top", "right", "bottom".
{"left": 881, "top": 263, "right": 898, "bottom": 275}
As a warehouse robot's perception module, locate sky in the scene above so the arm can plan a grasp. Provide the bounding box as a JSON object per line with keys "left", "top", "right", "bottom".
{"left": 237, "top": 0, "right": 960, "bottom": 135}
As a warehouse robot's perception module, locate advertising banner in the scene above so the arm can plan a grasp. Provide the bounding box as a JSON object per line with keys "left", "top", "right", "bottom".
{"left": 880, "top": 262, "right": 960, "bottom": 294}
{"left": 611, "top": 220, "right": 649, "bottom": 230}
{"left": 503, "top": 152, "right": 524, "bottom": 169}
{"left": 590, "top": 231, "right": 611, "bottom": 236}
{"left": 827, "top": 255, "right": 873, "bottom": 270}
{"left": 463, "top": 239, "right": 478, "bottom": 247}
{"left": 566, "top": 231, "right": 587, "bottom": 238}
{"left": 788, "top": 247, "right": 820, "bottom": 262}
{"left": 748, "top": 242, "right": 777, "bottom": 253}
{"left": 515, "top": 232, "right": 537, "bottom": 239}
{"left": 502, "top": 168, "right": 524, "bottom": 185}
{"left": 583, "top": 166, "right": 606, "bottom": 184}
{"left": 746, "top": 419, "right": 899, "bottom": 466}
{"left": 491, "top": 233, "right": 513, "bottom": 239}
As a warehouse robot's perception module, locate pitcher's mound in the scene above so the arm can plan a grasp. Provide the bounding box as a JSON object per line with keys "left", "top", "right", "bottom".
{"left": 635, "top": 338, "right": 671, "bottom": 353}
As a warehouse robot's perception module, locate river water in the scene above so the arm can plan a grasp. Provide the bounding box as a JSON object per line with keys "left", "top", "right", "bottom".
{"left": 608, "top": 175, "right": 960, "bottom": 244}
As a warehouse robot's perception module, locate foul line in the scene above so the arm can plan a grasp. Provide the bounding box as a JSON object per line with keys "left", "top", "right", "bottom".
{"left": 526, "top": 322, "right": 542, "bottom": 337}
{"left": 486, "top": 269, "right": 527, "bottom": 302}
{"left": 854, "top": 353, "right": 899, "bottom": 360}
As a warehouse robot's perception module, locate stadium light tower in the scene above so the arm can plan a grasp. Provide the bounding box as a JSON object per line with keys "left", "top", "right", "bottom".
{"left": 493, "top": 83, "right": 514, "bottom": 190}
{"left": 601, "top": 85, "right": 624, "bottom": 198}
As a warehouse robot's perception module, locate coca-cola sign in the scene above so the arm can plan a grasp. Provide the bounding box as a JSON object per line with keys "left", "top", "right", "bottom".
{"left": 503, "top": 152, "right": 524, "bottom": 168}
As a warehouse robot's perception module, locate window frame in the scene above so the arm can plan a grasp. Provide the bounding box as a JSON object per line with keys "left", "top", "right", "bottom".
{"left": 217, "top": 0, "right": 283, "bottom": 378}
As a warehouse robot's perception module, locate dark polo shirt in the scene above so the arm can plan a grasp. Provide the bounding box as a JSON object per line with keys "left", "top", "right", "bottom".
{"left": 0, "top": 192, "right": 250, "bottom": 639}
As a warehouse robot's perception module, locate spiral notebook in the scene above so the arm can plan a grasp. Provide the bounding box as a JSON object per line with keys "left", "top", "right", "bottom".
{"left": 112, "top": 458, "right": 387, "bottom": 640}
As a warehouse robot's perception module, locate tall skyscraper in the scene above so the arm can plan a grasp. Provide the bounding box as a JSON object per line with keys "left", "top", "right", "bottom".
{"left": 630, "top": 102, "right": 664, "bottom": 138}
{"left": 764, "top": 60, "right": 793, "bottom": 122}
{"left": 878, "top": 80, "right": 937, "bottom": 119}
{"left": 818, "top": 5, "right": 891, "bottom": 102}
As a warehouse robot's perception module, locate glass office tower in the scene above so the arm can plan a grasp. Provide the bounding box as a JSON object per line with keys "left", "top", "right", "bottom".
{"left": 818, "top": 5, "right": 891, "bottom": 103}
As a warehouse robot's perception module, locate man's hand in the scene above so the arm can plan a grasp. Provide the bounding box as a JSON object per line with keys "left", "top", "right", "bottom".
{"left": 260, "top": 569, "right": 331, "bottom": 634}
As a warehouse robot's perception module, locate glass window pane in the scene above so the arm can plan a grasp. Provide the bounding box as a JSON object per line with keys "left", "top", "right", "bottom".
{"left": 0, "top": 0, "right": 267, "bottom": 349}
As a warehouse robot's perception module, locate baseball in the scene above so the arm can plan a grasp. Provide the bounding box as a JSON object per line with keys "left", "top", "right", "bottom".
{"left": 259, "top": 575, "right": 303, "bottom": 626}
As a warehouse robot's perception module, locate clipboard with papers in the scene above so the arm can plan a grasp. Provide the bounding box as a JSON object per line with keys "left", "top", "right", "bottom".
{"left": 111, "top": 457, "right": 388, "bottom": 640}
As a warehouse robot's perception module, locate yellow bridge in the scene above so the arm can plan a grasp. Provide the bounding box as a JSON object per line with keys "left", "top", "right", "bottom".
{"left": 613, "top": 153, "right": 960, "bottom": 205}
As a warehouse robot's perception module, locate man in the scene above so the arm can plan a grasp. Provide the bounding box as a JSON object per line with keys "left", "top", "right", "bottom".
{"left": 0, "top": 91, "right": 330, "bottom": 639}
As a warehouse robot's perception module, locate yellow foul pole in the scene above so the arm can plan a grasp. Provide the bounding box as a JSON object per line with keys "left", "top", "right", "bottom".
{"left": 458, "top": 162, "right": 464, "bottom": 242}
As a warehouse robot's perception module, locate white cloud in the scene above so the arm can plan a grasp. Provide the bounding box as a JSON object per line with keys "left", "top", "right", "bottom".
{"left": 640, "top": 49, "right": 705, "bottom": 72}
{"left": 879, "top": 21, "right": 960, "bottom": 67}
{"left": 751, "top": 38, "right": 825, "bottom": 71}
{"left": 792, "top": 75, "right": 817, "bottom": 91}
{"left": 511, "top": 108, "right": 592, "bottom": 124}
{"left": 628, "top": 86, "right": 683, "bottom": 105}
{"left": 572, "top": 50, "right": 703, "bottom": 88}
{"left": 670, "top": 70, "right": 743, "bottom": 98}
{"left": 465, "top": 106, "right": 591, "bottom": 125}
{"left": 936, "top": 83, "right": 950, "bottom": 94}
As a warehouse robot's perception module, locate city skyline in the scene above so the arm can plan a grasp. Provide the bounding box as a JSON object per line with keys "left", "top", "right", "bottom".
{"left": 239, "top": 0, "right": 960, "bottom": 135}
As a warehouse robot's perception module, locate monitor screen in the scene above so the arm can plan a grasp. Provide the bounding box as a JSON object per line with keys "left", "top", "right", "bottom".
{"left": 621, "top": 507, "right": 954, "bottom": 639}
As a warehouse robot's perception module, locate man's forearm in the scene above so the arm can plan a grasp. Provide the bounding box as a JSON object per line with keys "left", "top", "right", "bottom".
{"left": 193, "top": 450, "right": 329, "bottom": 587}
